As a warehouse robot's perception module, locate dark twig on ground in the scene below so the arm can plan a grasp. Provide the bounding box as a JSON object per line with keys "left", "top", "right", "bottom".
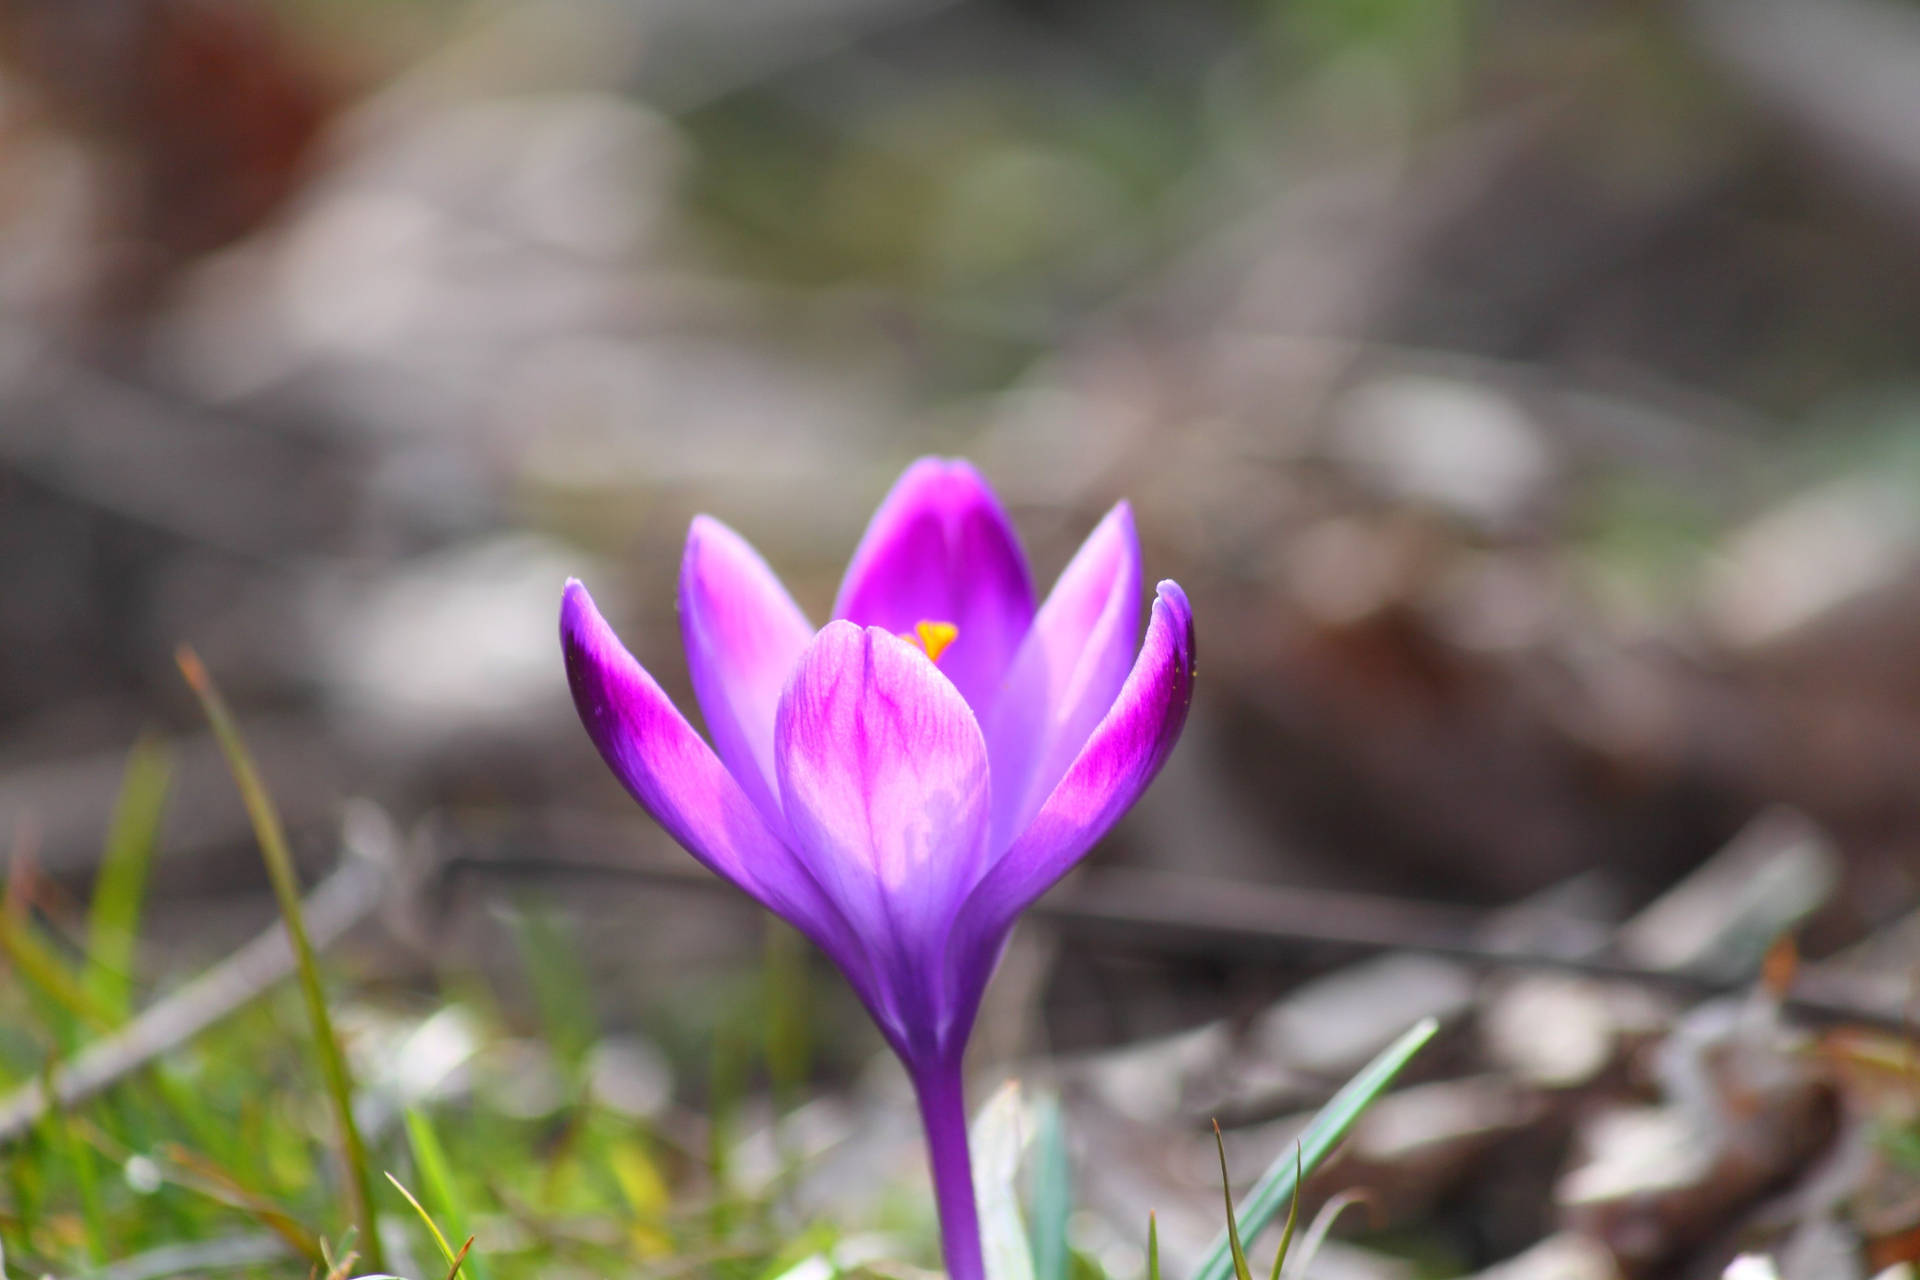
{"left": 439, "top": 841, "right": 1917, "bottom": 1034}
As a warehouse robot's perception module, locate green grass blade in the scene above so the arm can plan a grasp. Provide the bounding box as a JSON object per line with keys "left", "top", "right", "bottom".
{"left": 1190, "top": 1017, "right": 1438, "bottom": 1280}
{"left": 707, "top": 1017, "right": 749, "bottom": 1238}
{"left": 10, "top": 1135, "right": 45, "bottom": 1255}
{"left": 762, "top": 919, "right": 810, "bottom": 1119}
{"left": 1266, "top": 1148, "right": 1300, "bottom": 1280}
{"left": 150, "top": 1063, "right": 246, "bottom": 1176}
{"left": 161, "top": 1141, "right": 323, "bottom": 1261}
{"left": 0, "top": 912, "right": 116, "bottom": 1033}
{"left": 406, "top": 1108, "right": 488, "bottom": 1280}
{"left": 1147, "top": 1212, "right": 1160, "bottom": 1280}
{"left": 85, "top": 736, "right": 171, "bottom": 1020}
{"left": 506, "top": 903, "right": 596, "bottom": 1080}
{"left": 46, "top": 1073, "right": 106, "bottom": 1265}
{"left": 1283, "top": 1189, "right": 1371, "bottom": 1279}
{"left": 1029, "top": 1096, "right": 1071, "bottom": 1280}
{"left": 387, "top": 1170, "right": 457, "bottom": 1267}
{"left": 178, "top": 647, "right": 386, "bottom": 1274}
{"left": 1212, "top": 1122, "right": 1253, "bottom": 1280}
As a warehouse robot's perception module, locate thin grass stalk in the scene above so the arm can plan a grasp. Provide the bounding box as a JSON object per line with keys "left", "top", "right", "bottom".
{"left": 45, "top": 1068, "right": 106, "bottom": 1264}
{"left": 176, "top": 647, "right": 386, "bottom": 1273}
{"left": 1267, "top": 1148, "right": 1301, "bottom": 1280}
{"left": 387, "top": 1171, "right": 457, "bottom": 1268}
{"left": 85, "top": 736, "right": 171, "bottom": 1020}
{"left": 1191, "top": 1017, "right": 1438, "bottom": 1280}
{"left": 1212, "top": 1122, "right": 1253, "bottom": 1280}
{"left": 406, "top": 1107, "right": 488, "bottom": 1280}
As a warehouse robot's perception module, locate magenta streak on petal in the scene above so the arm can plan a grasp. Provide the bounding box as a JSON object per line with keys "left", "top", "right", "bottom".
{"left": 984, "top": 501, "right": 1140, "bottom": 851}
{"left": 945, "top": 580, "right": 1195, "bottom": 1023}
{"left": 832, "top": 458, "right": 1036, "bottom": 718}
{"left": 774, "top": 621, "right": 992, "bottom": 1058}
{"left": 560, "top": 580, "right": 878, "bottom": 1011}
{"left": 679, "top": 515, "right": 813, "bottom": 831}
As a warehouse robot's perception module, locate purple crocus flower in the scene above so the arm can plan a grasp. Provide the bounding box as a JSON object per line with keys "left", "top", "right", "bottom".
{"left": 560, "top": 458, "right": 1195, "bottom": 1279}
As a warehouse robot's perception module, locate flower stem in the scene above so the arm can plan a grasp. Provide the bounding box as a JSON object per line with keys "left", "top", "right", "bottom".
{"left": 912, "top": 1057, "right": 984, "bottom": 1280}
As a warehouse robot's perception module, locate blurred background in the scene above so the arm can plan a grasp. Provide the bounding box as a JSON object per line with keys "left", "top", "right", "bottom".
{"left": 4, "top": 0, "right": 1920, "bottom": 1275}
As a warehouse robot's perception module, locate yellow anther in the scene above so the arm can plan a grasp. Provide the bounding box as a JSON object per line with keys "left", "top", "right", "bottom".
{"left": 904, "top": 619, "right": 959, "bottom": 663}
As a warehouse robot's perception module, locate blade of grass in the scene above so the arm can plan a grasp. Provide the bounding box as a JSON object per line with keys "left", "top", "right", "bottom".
{"left": 606, "top": 1138, "right": 672, "bottom": 1256}
{"left": 707, "top": 1016, "right": 749, "bottom": 1239}
{"left": 151, "top": 1065, "right": 245, "bottom": 1176}
{"left": 2, "top": 848, "right": 94, "bottom": 1064}
{"left": 159, "top": 1142, "right": 324, "bottom": 1261}
{"left": 387, "top": 1171, "right": 456, "bottom": 1268}
{"left": 405, "top": 1108, "right": 488, "bottom": 1280}
{"left": 446, "top": 1235, "right": 474, "bottom": 1280}
{"left": 85, "top": 737, "right": 171, "bottom": 1021}
{"left": 1281, "top": 1190, "right": 1370, "bottom": 1280}
{"left": 1029, "top": 1095, "right": 1071, "bottom": 1280}
{"left": 505, "top": 902, "right": 596, "bottom": 1082}
{"left": 0, "top": 912, "right": 116, "bottom": 1033}
{"left": 44, "top": 1066, "right": 106, "bottom": 1265}
{"left": 320, "top": 1239, "right": 357, "bottom": 1280}
{"left": 1147, "top": 1212, "right": 1159, "bottom": 1280}
{"left": 9, "top": 1133, "right": 46, "bottom": 1256}
{"left": 1190, "top": 1017, "right": 1438, "bottom": 1280}
{"left": 0, "top": 850, "right": 389, "bottom": 1148}
{"left": 1266, "top": 1149, "right": 1300, "bottom": 1280}
{"left": 762, "top": 919, "right": 809, "bottom": 1121}
{"left": 1211, "top": 1122, "right": 1253, "bottom": 1280}
{"left": 177, "top": 647, "right": 385, "bottom": 1274}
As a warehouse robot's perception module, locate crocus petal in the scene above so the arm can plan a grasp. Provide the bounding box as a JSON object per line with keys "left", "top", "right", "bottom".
{"left": 561, "top": 580, "right": 867, "bottom": 987}
{"left": 679, "top": 516, "right": 812, "bottom": 828}
{"left": 833, "top": 458, "right": 1036, "bottom": 716}
{"left": 947, "top": 581, "right": 1195, "bottom": 1012}
{"left": 985, "top": 502, "right": 1141, "bottom": 850}
{"left": 776, "top": 620, "right": 993, "bottom": 1057}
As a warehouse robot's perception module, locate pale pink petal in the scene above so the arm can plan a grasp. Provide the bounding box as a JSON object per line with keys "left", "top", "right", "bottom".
{"left": 679, "top": 516, "right": 812, "bottom": 827}
{"left": 984, "top": 502, "right": 1140, "bottom": 850}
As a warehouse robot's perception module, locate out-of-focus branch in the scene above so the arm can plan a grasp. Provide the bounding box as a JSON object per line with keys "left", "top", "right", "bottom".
{"left": 0, "top": 809, "right": 392, "bottom": 1147}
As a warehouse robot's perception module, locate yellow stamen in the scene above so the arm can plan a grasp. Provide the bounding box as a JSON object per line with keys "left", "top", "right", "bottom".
{"left": 904, "top": 619, "right": 959, "bottom": 663}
